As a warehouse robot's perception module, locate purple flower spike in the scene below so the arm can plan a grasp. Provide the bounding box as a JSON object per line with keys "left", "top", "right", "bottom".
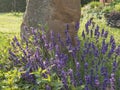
{"left": 75, "top": 36, "right": 81, "bottom": 50}
{"left": 84, "top": 62, "right": 88, "bottom": 69}
{"left": 116, "top": 45, "right": 120, "bottom": 56}
{"left": 94, "top": 47, "right": 99, "bottom": 57}
{"left": 68, "top": 69, "right": 75, "bottom": 86}
{"left": 85, "top": 22, "right": 89, "bottom": 35}
{"left": 94, "top": 25, "right": 99, "bottom": 36}
{"left": 82, "top": 30, "right": 85, "bottom": 39}
{"left": 85, "top": 75, "right": 90, "bottom": 84}
{"left": 61, "top": 70, "right": 68, "bottom": 89}
{"left": 46, "top": 85, "right": 51, "bottom": 90}
{"left": 85, "top": 85, "right": 89, "bottom": 90}
{"left": 76, "top": 62, "right": 80, "bottom": 71}
{"left": 35, "top": 48, "right": 40, "bottom": 59}
{"left": 66, "top": 33, "right": 72, "bottom": 46}
{"left": 101, "top": 29, "right": 105, "bottom": 37}
{"left": 95, "top": 79, "right": 100, "bottom": 86}
{"left": 110, "top": 35, "right": 115, "bottom": 44}
{"left": 112, "top": 60, "right": 117, "bottom": 72}
{"left": 101, "top": 39, "right": 108, "bottom": 54}
{"left": 110, "top": 73, "right": 115, "bottom": 90}
{"left": 55, "top": 45, "right": 60, "bottom": 58}
{"left": 75, "top": 22, "right": 80, "bottom": 31}
{"left": 104, "top": 31, "right": 108, "bottom": 38}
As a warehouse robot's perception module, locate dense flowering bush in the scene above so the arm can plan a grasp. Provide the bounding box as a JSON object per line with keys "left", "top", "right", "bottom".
{"left": 105, "top": 11, "right": 120, "bottom": 28}
{"left": 9, "top": 19, "right": 120, "bottom": 90}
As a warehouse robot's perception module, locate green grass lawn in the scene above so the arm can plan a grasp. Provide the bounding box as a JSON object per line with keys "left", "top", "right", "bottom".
{"left": 0, "top": 13, "right": 22, "bottom": 66}
{"left": 0, "top": 13, "right": 22, "bottom": 48}
{"left": 0, "top": 13, "right": 22, "bottom": 33}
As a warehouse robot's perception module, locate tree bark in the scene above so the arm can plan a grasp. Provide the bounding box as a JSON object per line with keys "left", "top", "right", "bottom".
{"left": 21, "top": 0, "right": 81, "bottom": 45}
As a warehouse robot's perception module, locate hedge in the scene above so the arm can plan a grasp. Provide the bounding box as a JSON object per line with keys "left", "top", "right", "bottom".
{"left": 0, "top": 0, "right": 26, "bottom": 12}
{"left": 81, "top": 0, "right": 99, "bottom": 6}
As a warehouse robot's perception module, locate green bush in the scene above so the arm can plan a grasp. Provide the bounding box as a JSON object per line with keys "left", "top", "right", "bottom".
{"left": 0, "top": 0, "right": 12, "bottom": 12}
{"left": 102, "top": 6, "right": 112, "bottom": 13}
{"left": 0, "top": 0, "right": 26, "bottom": 12}
{"left": 114, "top": 3, "right": 120, "bottom": 12}
{"left": 81, "top": 0, "right": 99, "bottom": 7}
{"left": 89, "top": 1, "right": 103, "bottom": 9}
{"left": 81, "top": 0, "right": 91, "bottom": 6}
{"left": 110, "top": 0, "right": 120, "bottom": 7}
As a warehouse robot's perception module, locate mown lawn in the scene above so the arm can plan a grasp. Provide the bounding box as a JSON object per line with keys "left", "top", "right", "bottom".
{"left": 0, "top": 13, "right": 22, "bottom": 47}
{"left": 0, "top": 13, "right": 22, "bottom": 66}
{"left": 0, "top": 13, "right": 22, "bottom": 33}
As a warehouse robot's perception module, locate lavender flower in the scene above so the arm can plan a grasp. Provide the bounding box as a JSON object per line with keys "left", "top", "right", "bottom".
{"left": 108, "top": 42, "right": 116, "bottom": 58}
{"left": 66, "top": 33, "right": 72, "bottom": 46}
{"left": 110, "top": 35, "right": 115, "bottom": 44}
{"left": 101, "top": 39, "right": 108, "bottom": 54}
{"left": 112, "top": 60, "right": 117, "bottom": 72}
{"left": 9, "top": 19, "right": 120, "bottom": 89}
{"left": 101, "top": 29, "right": 105, "bottom": 37}
{"left": 21, "top": 71, "right": 36, "bottom": 84}
{"left": 85, "top": 22, "right": 89, "bottom": 35}
{"left": 104, "top": 31, "right": 108, "bottom": 38}
{"left": 68, "top": 69, "right": 75, "bottom": 86}
{"left": 94, "top": 25, "right": 99, "bottom": 36}
{"left": 84, "top": 62, "right": 88, "bottom": 70}
{"left": 95, "top": 79, "right": 100, "bottom": 87}
{"left": 110, "top": 73, "right": 115, "bottom": 90}
{"left": 75, "top": 22, "right": 80, "bottom": 31}
{"left": 85, "top": 85, "right": 89, "bottom": 90}
{"left": 94, "top": 47, "right": 99, "bottom": 57}
{"left": 116, "top": 45, "right": 120, "bottom": 56}
{"left": 82, "top": 30, "right": 85, "bottom": 39}
{"left": 46, "top": 85, "right": 51, "bottom": 90}
{"left": 61, "top": 70, "right": 68, "bottom": 89}
{"left": 85, "top": 75, "right": 90, "bottom": 85}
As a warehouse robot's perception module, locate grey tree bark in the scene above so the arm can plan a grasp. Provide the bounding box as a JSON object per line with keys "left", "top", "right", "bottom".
{"left": 21, "top": 0, "right": 81, "bottom": 44}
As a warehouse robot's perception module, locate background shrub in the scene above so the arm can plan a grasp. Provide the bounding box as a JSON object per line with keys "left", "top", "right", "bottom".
{"left": 0, "top": 0, "right": 26, "bottom": 12}
{"left": 89, "top": 1, "right": 103, "bottom": 9}
{"left": 81, "top": 0, "right": 91, "bottom": 6}
{"left": 105, "top": 11, "right": 120, "bottom": 28}
{"left": 102, "top": 6, "right": 112, "bottom": 13}
{"left": 110, "top": 0, "right": 120, "bottom": 7}
{"left": 114, "top": 3, "right": 120, "bottom": 12}
{"left": 81, "top": 0, "right": 99, "bottom": 7}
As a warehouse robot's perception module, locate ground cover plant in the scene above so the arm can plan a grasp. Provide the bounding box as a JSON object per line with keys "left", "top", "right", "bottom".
{"left": 7, "top": 18, "right": 120, "bottom": 90}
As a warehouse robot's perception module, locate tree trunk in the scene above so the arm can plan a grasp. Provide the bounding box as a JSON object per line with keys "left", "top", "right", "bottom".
{"left": 21, "top": 0, "right": 81, "bottom": 45}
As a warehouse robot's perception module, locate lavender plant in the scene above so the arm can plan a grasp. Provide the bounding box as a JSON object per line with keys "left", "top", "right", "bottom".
{"left": 9, "top": 19, "right": 120, "bottom": 90}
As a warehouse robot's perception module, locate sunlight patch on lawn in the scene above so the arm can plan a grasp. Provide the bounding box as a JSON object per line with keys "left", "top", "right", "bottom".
{"left": 0, "top": 13, "right": 23, "bottom": 33}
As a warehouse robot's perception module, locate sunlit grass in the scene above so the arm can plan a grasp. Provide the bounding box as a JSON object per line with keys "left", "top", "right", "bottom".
{"left": 0, "top": 13, "right": 22, "bottom": 33}
{"left": 0, "top": 13, "right": 22, "bottom": 64}
{"left": 0, "top": 13, "right": 22, "bottom": 48}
